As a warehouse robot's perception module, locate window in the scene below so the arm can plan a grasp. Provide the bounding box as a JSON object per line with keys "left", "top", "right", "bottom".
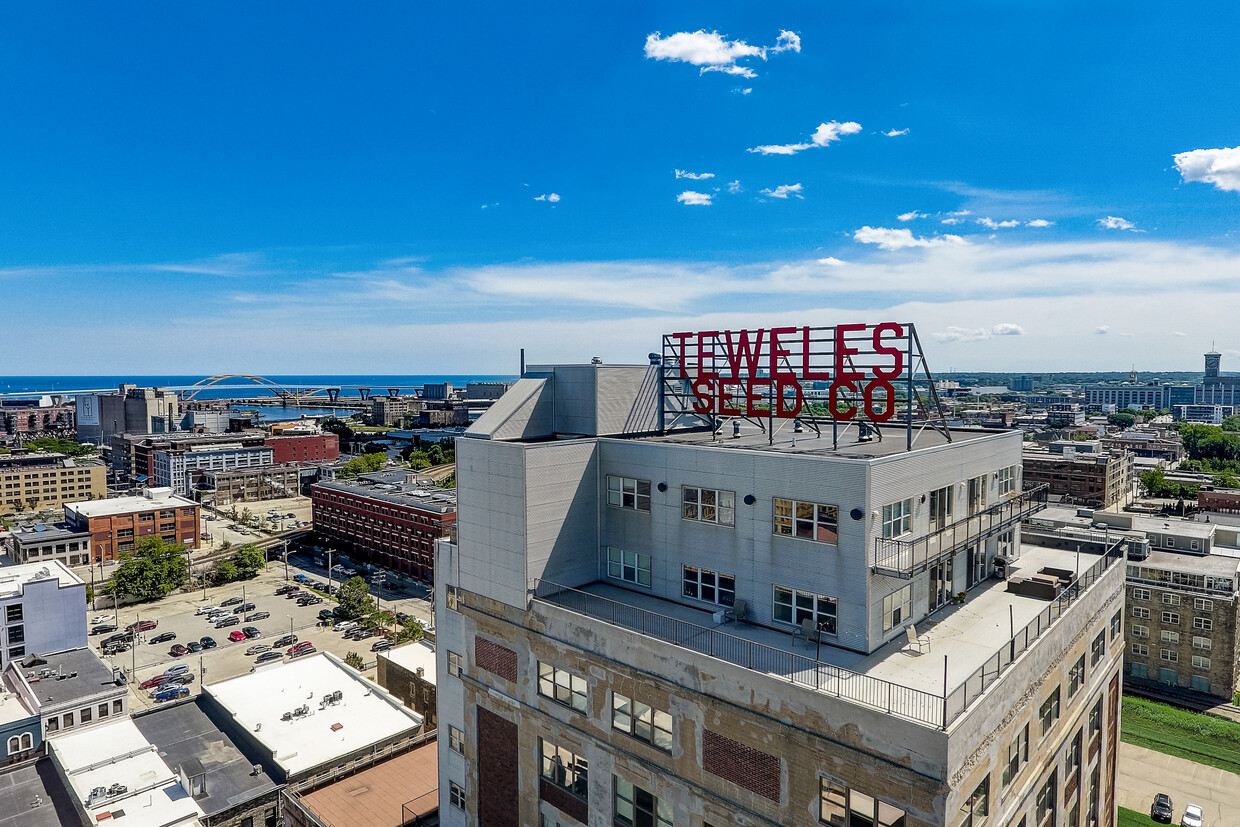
{"left": 1161, "top": 612, "right": 1180, "bottom": 626}
{"left": 998, "top": 465, "right": 1016, "bottom": 497}
{"left": 1090, "top": 631, "right": 1105, "bottom": 667}
{"left": 682, "top": 566, "right": 734, "bottom": 606}
{"left": 607, "top": 476, "right": 651, "bottom": 512}
{"left": 80, "top": 706, "right": 91, "bottom": 724}
{"left": 449, "top": 725, "right": 465, "bottom": 754}
{"left": 882, "top": 585, "right": 912, "bottom": 632}
{"left": 1192, "top": 636, "right": 1212, "bottom": 651}
{"left": 1068, "top": 655, "right": 1085, "bottom": 698}
{"left": 1193, "top": 617, "right": 1213, "bottom": 631}
{"left": 958, "top": 776, "right": 990, "bottom": 827}
{"left": 63, "top": 712, "right": 74, "bottom": 729}
{"left": 7, "top": 626, "right": 23, "bottom": 645}
{"left": 1089, "top": 698, "right": 1103, "bottom": 735}
{"left": 1132, "top": 606, "right": 1150, "bottom": 619}
{"left": 1131, "top": 624, "right": 1148, "bottom": 639}
{"left": 6, "top": 736, "right": 18, "bottom": 755}
{"left": 447, "top": 651, "right": 462, "bottom": 677}
{"left": 1160, "top": 649, "right": 1178, "bottom": 663}
{"left": 881, "top": 499, "right": 913, "bottom": 538}
{"left": 5, "top": 604, "right": 21, "bottom": 623}
{"left": 1002, "top": 723, "right": 1029, "bottom": 787}
{"left": 445, "top": 585, "right": 459, "bottom": 611}
{"left": 1191, "top": 655, "right": 1211, "bottom": 670}
{"left": 1131, "top": 587, "right": 1150, "bottom": 601}
{"left": 1129, "top": 662, "right": 1149, "bottom": 679}
{"left": 614, "top": 776, "right": 672, "bottom": 827}
{"left": 773, "top": 586, "right": 838, "bottom": 634}
{"left": 99, "top": 704, "right": 109, "bottom": 718}
{"left": 1132, "top": 642, "right": 1149, "bottom": 656}
{"left": 1160, "top": 630, "right": 1179, "bottom": 644}
{"left": 819, "top": 779, "right": 907, "bottom": 826}
{"left": 773, "top": 498, "right": 839, "bottom": 543}
{"left": 1039, "top": 687, "right": 1060, "bottom": 736}
{"left": 612, "top": 692, "right": 673, "bottom": 752}
{"left": 609, "top": 548, "right": 652, "bottom": 587}
{"left": 538, "top": 662, "right": 587, "bottom": 713}
{"left": 541, "top": 738, "right": 589, "bottom": 798}
{"left": 45, "top": 717, "right": 58, "bottom": 733}
{"left": 682, "top": 487, "right": 734, "bottom": 526}
{"left": 1110, "top": 610, "right": 1122, "bottom": 640}
{"left": 1194, "top": 597, "right": 1214, "bottom": 612}
{"left": 113, "top": 700, "right": 123, "bottom": 715}
{"left": 1162, "top": 593, "right": 1180, "bottom": 606}
{"left": 449, "top": 781, "right": 465, "bottom": 810}
{"left": 1036, "top": 772, "right": 1057, "bottom": 825}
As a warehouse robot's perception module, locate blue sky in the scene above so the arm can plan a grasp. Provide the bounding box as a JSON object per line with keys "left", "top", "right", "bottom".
{"left": 3, "top": 2, "right": 1239, "bottom": 374}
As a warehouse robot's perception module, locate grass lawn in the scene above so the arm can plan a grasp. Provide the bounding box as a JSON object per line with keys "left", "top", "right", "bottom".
{"left": 1121, "top": 695, "right": 1240, "bottom": 775}
{"left": 1117, "top": 807, "right": 1161, "bottom": 827}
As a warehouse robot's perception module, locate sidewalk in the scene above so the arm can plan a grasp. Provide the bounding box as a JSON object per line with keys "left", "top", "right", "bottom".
{"left": 1117, "top": 743, "right": 1240, "bottom": 824}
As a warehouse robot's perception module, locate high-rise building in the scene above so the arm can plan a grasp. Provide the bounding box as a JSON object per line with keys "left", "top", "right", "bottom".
{"left": 436, "top": 324, "right": 1127, "bottom": 827}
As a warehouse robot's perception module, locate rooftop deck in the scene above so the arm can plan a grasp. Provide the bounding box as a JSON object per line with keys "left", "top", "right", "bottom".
{"left": 533, "top": 542, "right": 1124, "bottom": 730}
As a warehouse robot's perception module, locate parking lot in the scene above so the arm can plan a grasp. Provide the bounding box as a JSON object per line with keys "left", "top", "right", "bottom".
{"left": 87, "top": 545, "right": 434, "bottom": 711}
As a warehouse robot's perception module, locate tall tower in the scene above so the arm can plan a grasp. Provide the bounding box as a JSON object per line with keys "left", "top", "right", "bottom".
{"left": 1205, "top": 350, "right": 1222, "bottom": 381}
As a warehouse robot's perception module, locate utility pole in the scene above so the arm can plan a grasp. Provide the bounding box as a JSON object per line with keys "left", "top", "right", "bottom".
{"left": 283, "top": 540, "right": 290, "bottom": 581}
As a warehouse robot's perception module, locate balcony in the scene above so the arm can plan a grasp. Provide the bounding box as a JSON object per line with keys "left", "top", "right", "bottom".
{"left": 873, "top": 485, "right": 1048, "bottom": 578}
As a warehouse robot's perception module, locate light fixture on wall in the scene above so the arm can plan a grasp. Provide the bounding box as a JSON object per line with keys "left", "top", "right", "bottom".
{"left": 657, "top": 482, "right": 667, "bottom": 493}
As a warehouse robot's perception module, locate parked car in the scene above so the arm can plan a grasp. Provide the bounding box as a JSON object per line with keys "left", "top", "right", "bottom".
{"left": 194, "top": 605, "right": 218, "bottom": 616}
{"left": 103, "top": 632, "right": 132, "bottom": 646}
{"left": 167, "top": 672, "right": 195, "bottom": 686}
{"left": 242, "top": 626, "right": 261, "bottom": 639}
{"left": 140, "top": 675, "right": 172, "bottom": 690}
{"left": 214, "top": 616, "right": 240, "bottom": 629}
{"left": 186, "top": 641, "right": 203, "bottom": 654}
{"left": 245, "top": 644, "right": 271, "bottom": 655}
{"left": 205, "top": 609, "right": 229, "bottom": 620}
{"left": 220, "top": 596, "right": 243, "bottom": 607}
{"left": 245, "top": 611, "right": 270, "bottom": 622}
{"left": 255, "top": 651, "right": 284, "bottom": 664}
{"left": 371, "top": 640, "right": 393, "bottom": 652}
{"left": 293, "top": 574, "right": 310, "bottom": 583}
{"left": 285, "top": 590, "right": 306, "bottom": 600}
{"left": 317, "top": 609, "right": 336, "bottom": 621}
{"left": 164, "top": 664, "right": 190, "bottom": 676}
{"left": 275, "top": 583, "right": 299, "bottom": 595}
{"left": 91, "top": 614, "right": 114, "bottom": 624}
{"left": 288, "top": 641, "right": 314, "bottom": 655}
{"left": 237, "top": 602, "right": 256, "bottom": 613}
{"left": 169, "top": 644, "right": 190, "bottom": 656}
{"left": 395, "top": 612, "right": 410, "bottom": 624}
{"left": 102, "top": 642, "right": 130, "bottom": 655}
{"left": 228, "top": 630, "right": 247, "bottom": 642}
{"left": 126, "top": 619, "right": 157, "bottom": 633}
{"left": 296, "top": 596, "right": 322, "bottom": 606}
{"left": 154, "top": 686, "right": 190, "bottom": 703}
{"left": 149, "top": 632, "right": 177, "bottom": 645}
{"left": 273, "top": 634, "right": 298, "bottom": 648}
{"left": 91, "top": 624, "right": 118, "bottom": 635}
{"left": 1182, "top": 804, "right": 1203, "bottom": 827}
{"left": 1152, "top": 793, "right": 1174, "bottom": 824}
{"left": 288, "top": 646, "right": 317, "bottom": 659}
{"left": 199, "top": 636, "right": 217, "bottom": 649}
{"left": 333, "top": 621, "right": 358, "bottom": 633}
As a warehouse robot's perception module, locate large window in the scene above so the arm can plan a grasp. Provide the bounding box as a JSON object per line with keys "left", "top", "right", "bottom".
{"left": 1160, "top": 649, "right": 1178, "bottom": 663}
{"left": 1132, "top": 606, "right": 1150, "bottom": 619}
{"left": 449, "top": 725, "right": 465, "bottom": 754}
{"left": 1068, "top": 655, "right": 1085, "bottom": 698}
{"left": 1131, "top": 587, "right": 1150, "bottom": 601}
{"left": 882, "top": 499, "right": 913, "bottom": 538}
{"left": 682, "top": 487, "right": 734, "bottom": 526}
{"left": 1192, "top": 636, "right": 1212, "bottom": 651}
{"left": 773, "top": 498, "right": 839, "bottom": 543}
{"left": 1193, "top": 617, "right": 1213, "bottom": 631}
{"left": 1192, "top": 655, "right": 1211, "bottom": 670}
{"left": 819, "top": 778, "right": 907, "bottom": 826}
{"left": 614, "top": 776, "right": 672, "bottom": 827}
{"left": 1090, "top": 630, "right": 1106, "bottom": 667}
{"left": 882, "top": 585, "right": 912, "bottom": 632}
{"left": 1002, "top": 723, "right": 1029, "bottom": 787}
{"left": 5, "top": 605, "right": 22, "bottom": 623}
{"left": 609, "top": 548, "right": 652, "bottom": 587}
{"left": 997, "top": 465, "right": 1016, "bottom": 496}
{"left": 1160, "top": 630, "right": 1179, "bottom": 644}
{"left": 449, "top": 781, "right": 465, "bottom": 810}
{"left": 1040, "top": 687, "right": 1060, "bottom": 737}
{"left": 1162, "top": 612, "right": 1180, "bottom": 626}
{"left": 612, "top": 692, "right": 673, "bottom": 752}
{"left": 607, "top": 476, "right": 651, "bottom": 512}
{"left": 447, "top": 651, "right": 462, "bottom": 677}
{"left": 538, "top": 662, "right": 587, "bottom": 713}
{"left": 1131, "top": 643, "right": 1149, "bottom": 657}
{"left": 958, "top": 776, "right": 990, "bottom": 827}
{"left": 683, "top": 566, "right": 734, "bottom": 606}
{"left": 540, "top": 738, "right": 588, "bottom": 799}
{"left": 773, "top": 586, "right": 838, "bottom": 635}
{"left": 1036, "top": 772, "right": 1057, "bottom": 825}
{"left": 1194, "top": 597, "right": 1214, "bottom": 612}
{"left": 1162, "top": 593, "right": 1180, "bottom": 606}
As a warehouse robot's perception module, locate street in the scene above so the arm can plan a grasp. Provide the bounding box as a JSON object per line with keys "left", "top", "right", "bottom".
{"left": 1117, "top": 742, "right": 1240, "bottom": 825}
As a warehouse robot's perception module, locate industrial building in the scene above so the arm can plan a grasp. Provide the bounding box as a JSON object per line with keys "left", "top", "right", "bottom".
{"left": 1021, "top": 443, "right": 1135, "bottom": 509}
{"left": 75, "top": 384, "right": 180, "bottom": 446}
{"left": 152, "top": 441, "right": 274, "bottom": 494}
{"left": 197, "top": 463, "right": 302, "bottom": 505}
{"left": 63, "top": 487, "right": 199, "bottom": 561}
{"left": 436, "top": 324, "right": 1126, "bottom": 827}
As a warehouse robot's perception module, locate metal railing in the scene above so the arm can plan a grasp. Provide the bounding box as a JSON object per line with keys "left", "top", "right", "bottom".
{"left": 941, "top": 543, "right": 1125, "bottom": 723}
{"left": 532, "top": 580, "right": 945, "bottom": 727}
{"left": 873, "top": 485, "right": 1048, "bottom": 577}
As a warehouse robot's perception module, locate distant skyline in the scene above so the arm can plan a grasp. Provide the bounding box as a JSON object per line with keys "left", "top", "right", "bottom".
{"left": 3, "top": 3, "right": 1238, "bottom": 374}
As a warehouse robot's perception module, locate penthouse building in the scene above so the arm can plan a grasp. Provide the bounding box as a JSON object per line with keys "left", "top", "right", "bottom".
{"left": 64, "top": 487, "right": 199, "bottom": 561}
{"left": 436, "top": 324, "right": 1127, "bottom": 827}
{"left": 0, "top": 452, "right": 106, "bottom": 516}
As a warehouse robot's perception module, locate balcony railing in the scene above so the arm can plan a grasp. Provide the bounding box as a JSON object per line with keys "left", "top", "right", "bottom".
{"left": 873, "top": 485, "right": 1049, "bottom": 578}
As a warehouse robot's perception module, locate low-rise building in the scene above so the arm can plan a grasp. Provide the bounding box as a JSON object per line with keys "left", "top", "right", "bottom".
{"left": 0, "top": 757, "right": 78, "bottom": 825}
{"left": 283, "top": 738, "right": 438, "bottom": 827}
{"left": 0, "top": 402, "right": 75, "bottom": 440}
{"left": 196, "top": 463, "right": 302, "bottom": 505}
{"left": 64, "top": 487, "right": 199, "bottom": 562}
{"left": 5, "top": 647, "right": 127, "bottom": 740}
{"left": 1173, "top": 403, "right": 1234, "bottom": 424}
{"left": 311, "top": 476, "right": 456, "bottom": 582}
{"left": 376, "top": 639, "right": 437, "bottom": 729}
{"left": 1022, "top": 444, "right": 1135, "bottom": 508}
{"left": 371, "top": 396, "right": 424, "bottom": 427}
{"left": 0, "top": 562, "right": 88, "bottom": 670}
{"left": 266, "top": 433, "right": 340, "bottom": 465}
{"left": 0, "top": 453, "right": 106, "bottom": 517}
{"left": 1101, "top": 427, "right": 1183, "bottom": 464}
{"left": 153, "top": 442, "right": 274, "bottom": 495}
{"left": 1199, "top": 487, "right": 1240, "bottom": 514}
{"left": 6, "top": 523, "right": 92, "bottom": 567}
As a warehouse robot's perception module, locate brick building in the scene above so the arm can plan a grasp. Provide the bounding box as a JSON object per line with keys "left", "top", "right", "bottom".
{"left": 112, "top": 431, "right": 267, "bottom": 483}
{"left": 1022, "top": 445, "right": 1134, "bottom": 509}
{"left": 0, "top": 403, "right": 75, "bottom": 440}
{"left": 377, "top": 639, "right": 438, "bottom": 730}
{"left": 311, "top": 475, "right": 456, "bottom": 582}
{"left": 1199, "top": 487, "right": 1240, "bottom": 514}
{"left": 370, "top": 396, "right": 424, "bottom": 427}
{"left": 64, "top": 487, "right": 199, "bottom": 562}
{"left": 0, "top": 453, "right": 106, "bottom": 516}
{"left": 267, "top": 432, "right": 339, "bottom": 465}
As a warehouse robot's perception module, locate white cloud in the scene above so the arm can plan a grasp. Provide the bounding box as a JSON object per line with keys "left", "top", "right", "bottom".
{"left": 817, "top": 257, "right": 846, "bottom": 266}
{"left": 897, "top": 211, "right": 925, "bottom": 222}
{"left": 748, "top": 121, "right": 861, "bottom": 155}
{"left": 677, "top": 190, "right": 713, "bottom": 206}
{"left": 534, "top": 193, "right": 561, "bottom": 203}
{"left": 735, "top": 87, "right": 753, "bottom": 95}
{"left": 884, "top": 128, "right": 910, "bottom": 137}
{"left": 941, "top": 218, "right": 962, "bottom": 225}
{"left": 852, "top": 226, "right": 969, "bottom": 251}
{"left": 978, "top": 218, "right": 1021, "bottom": 229}
{"left": 1174, "top": 145, "right": 1240, "bottom": 192}
{"left": 1095, "top": 325, "right": 1110, "bottom": 334}
{"left": 1170, "top": 331, "right": 1187, "bottom": 337}
{"left": 991, "top": 323, "right": 1025, "bottom": 336}
{"left": 949, "top": 210, "right": 972, "bottom": 216}
{"left": 1097, "top": 215, "right": 1136, "bottom": 231}
{"left": 1026, "top": 219, "right": 1054, "bottom": 227}
{"left": 760, "top": 183, "right": 804, "bottom": 199}
{"left": 643, "top": 29, "right": 800, "bottom": 78}
{"left": 726, "top": 180, "right": 742, "bottom": 194}
{"left": 934, "top": 327, "right": 991, "bottom": 343}
{"left": 675, "top": 169, "right": 714, "bottom": 180}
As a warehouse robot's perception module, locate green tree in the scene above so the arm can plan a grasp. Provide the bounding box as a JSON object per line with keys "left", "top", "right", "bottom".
{"left": 24, "top": 437, "right": 97, "bottom": 457}
{"left": 106, "top": 537, "right": 190, "bottom": 602}
{"left": 335, "top": 453, "right": 385, "bottom": 480}
{"left": 1107, "top": 412, "right": 1136, "bottom": 429}
{"left": 343, "top": 651, "right": 365, "bottom": 670}
{"left": 231, "top": 544, "right": 266, "bottom": 578}
{"left": 1212, "top": 471, "right": 1240, "bottom": 489}
{"left": 334, "top": 576, "right": 376, "bottom": 619}
{"left": 1222, "top": 415, "right": 1240, "bottom": 433}
{"left": 322, "top": 417, "right": 355, "bottom": 448}
{"left": 212, "top": 561, "right": 239, "bottom": 584}
{"left": 407, "top": 453, "right": 431, "bottom": 470}
{"left": 392, "top": 617, "right": 425, "bottom": 644}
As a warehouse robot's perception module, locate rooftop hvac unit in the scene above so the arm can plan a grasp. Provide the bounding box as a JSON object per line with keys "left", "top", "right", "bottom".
{"left": 1127, "top": 537, "right": 1151, "bottom": 561}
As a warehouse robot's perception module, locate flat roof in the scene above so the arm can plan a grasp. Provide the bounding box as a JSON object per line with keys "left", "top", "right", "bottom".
{"left": 0, "top": 760, "right": 81, "bottom": 827}
{"left": 14, "top": 647, "right": 122, "bottom": 709}
{"left": 297, "top": 740, "right": 438, "bottom": 826}
{"left": 315, "top": 480, "right": 457, "bottom": 513}
{"left": 65, "top": 488, "right": 196, "bottom": 517}
{"left": 204, "top": 653, "right": 423, "bottom": 777}
{"left": 0, "top": 560, "right": 83, "bottom": 597}
{"left": 1137, "top": 549, "right": 1240, "bottom": 578}
{"left": 0, "top": 672, "right": 35, "bottom": 727}
{"left": 8, "top": 524, "right": 91, "bottom": 545}
{"left": 641, "top": 420, "right": 1009, "bottom": 460}
{"left": 51, "top": 718, "right": 203, "bottom": 827}
{"left": 132, "top": 701, "right": 279, "bottom": 817}
{"left": 380, "top": 640, "right": 436, "bottom": 685}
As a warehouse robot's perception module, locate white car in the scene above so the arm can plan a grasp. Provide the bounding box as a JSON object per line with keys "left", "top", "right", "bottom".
{"left": 91, "top": 614, "right": 113, "bottom": 624}
{"left": 1182, "top": 804, "right": 1204, "bottom": 827}
{"left": 195, "top": 606, "right": 219, "bottom": 616}
{"left": 333, "top": 620, "right": 358, "bottom": 633}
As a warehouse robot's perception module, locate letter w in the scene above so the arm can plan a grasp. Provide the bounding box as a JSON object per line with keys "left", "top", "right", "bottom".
{"left": 724, "top": 330, "right": 765, "bottom": 379}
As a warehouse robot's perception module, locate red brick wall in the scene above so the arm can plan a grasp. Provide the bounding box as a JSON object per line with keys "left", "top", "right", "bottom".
{"left": 702, "top": 729, "right": 781, "bottom": 803}
{"left": 474, "top": 636, "right": 518, "bottom": 682}
{"left": 477, "top": 706, "right": 519, "bottom": 827}
{"left": 267, "top": 434, "right": 340, "bottom": 464}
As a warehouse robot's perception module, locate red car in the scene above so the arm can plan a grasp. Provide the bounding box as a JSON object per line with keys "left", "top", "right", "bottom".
{"left": 140, "top": 675, "right": 171, "bottom": 690}
{"left": 126, "top": 619, "right": 158, "bottom": 633}
{"left": 227, "top": 630, "right": 248, "bottom": 642}
{"left": 287, "top": 641, "right": 313, "bottom": 655}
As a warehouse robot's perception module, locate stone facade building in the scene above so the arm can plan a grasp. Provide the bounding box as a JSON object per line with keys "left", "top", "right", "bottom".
{"left": 1021, "top": 446, "right": 1134, "bottom": 509}
{"left": 0, "top": 453, "right": 106, "bottom": 516}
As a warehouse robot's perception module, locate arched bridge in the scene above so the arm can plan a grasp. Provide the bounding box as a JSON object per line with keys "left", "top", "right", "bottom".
{"left": 178, "top": 375, "right": 425, "bottom": 404}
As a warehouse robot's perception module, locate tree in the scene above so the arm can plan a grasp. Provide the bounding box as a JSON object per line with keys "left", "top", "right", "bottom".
{"left": 1222, "top": 415, "right": 1240, "bottom": 433}
{"left": 392, "top": 617, "right": 425, "bottom": 644}
{"left": 343, "top": 651, "right": 365, "bottom": 670}
{"left": 106, "top": 537, "right": 190, "bottom": 602}
{"left": 322, "top": 417, "right": 355, "bottom": 448}
{"left": 335, "top": 453, "right": 385, "bottom": 480}
{"left": 1213, "top": 471, "right": 1240, "bottom": 489}
{"left": 1107, "top": 412, "right": 1136, "bottom": 429}
{"left": 334, "top": 576, "right": 376, "bottom": 619}
{"left": 24, "top": 437, "right": 96, "bottom": 457}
